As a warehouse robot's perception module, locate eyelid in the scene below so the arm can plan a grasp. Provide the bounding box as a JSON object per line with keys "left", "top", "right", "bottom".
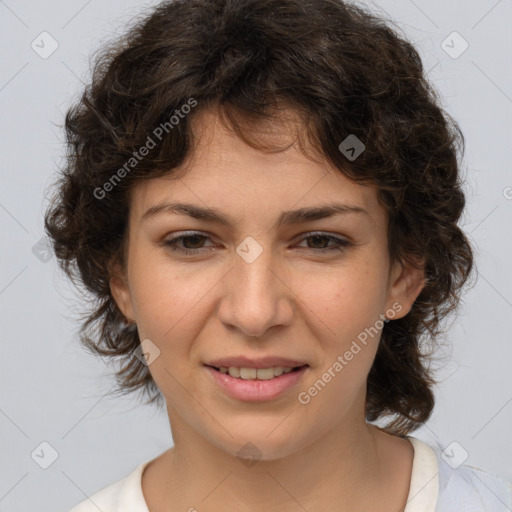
{"left": 162, "top": 230, "right": 352, "bottom": 255}
{"left": 164, "top": 230, "right": 217, "bottom": 246}
{"left": 292, "top": 230, "right": 349, "bottom": 244}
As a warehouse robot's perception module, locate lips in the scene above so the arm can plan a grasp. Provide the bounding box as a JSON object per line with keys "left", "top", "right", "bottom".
{"left": 204, "top": 363, "right": 309, "bottom": 401}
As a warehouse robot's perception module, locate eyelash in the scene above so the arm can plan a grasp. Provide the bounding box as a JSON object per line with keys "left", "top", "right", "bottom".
{"left": 163, "top": 231, "right": 352, "bottom": 256}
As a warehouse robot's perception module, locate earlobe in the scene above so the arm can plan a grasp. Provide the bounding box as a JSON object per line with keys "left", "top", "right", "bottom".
{"left": 386, "top": 257, "right": 426, "bottom": 320}
{"left": 109, "top": 269, "right": 136, "bottom": 324}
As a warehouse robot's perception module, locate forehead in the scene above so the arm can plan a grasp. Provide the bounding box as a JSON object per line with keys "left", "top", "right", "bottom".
{"left": 129, "top": 106, "right": 383, "bottom": 225}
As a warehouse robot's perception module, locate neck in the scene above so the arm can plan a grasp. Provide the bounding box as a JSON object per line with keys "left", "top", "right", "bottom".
{"left": 147, "top": 411, "right": 400, "bottom": 511}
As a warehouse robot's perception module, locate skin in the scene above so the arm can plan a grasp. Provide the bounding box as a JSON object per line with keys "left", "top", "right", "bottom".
{"left": 110, "top": 105, "right": 425, "bottom": 512}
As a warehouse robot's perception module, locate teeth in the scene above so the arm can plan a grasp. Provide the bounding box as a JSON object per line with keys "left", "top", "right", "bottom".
{"left": 228, "top": 366, "right": 240, "bottom": 378}
{"left": 219, "top": 366, "right": 297, "bottom": 380}
{"left": 240, "top": 367, "right": 257, "bottom": 379}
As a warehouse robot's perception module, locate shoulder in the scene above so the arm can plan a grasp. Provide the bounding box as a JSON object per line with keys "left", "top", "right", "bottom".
{"left": 69, "top": 478, "right": 125, "bottom": 512}
{"left": 407, "top": 436, "right": 512, "bottom": 512}
{"left": 68, "top": 460, "right": 151, "bottom": 512}
{"left": 436, "top": 457, "right": 512, "bottom": 511}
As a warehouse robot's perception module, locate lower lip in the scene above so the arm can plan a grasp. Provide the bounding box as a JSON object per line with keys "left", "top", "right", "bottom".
{"left": 204, "top": 365, "right": 308, "bottom": 402}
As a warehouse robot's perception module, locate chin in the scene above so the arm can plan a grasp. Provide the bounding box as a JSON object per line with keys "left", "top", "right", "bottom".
{"left": 207, "top": 422, "right": 310, "bottom": 463}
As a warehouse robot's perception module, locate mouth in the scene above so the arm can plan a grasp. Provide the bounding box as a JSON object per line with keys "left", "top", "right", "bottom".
{"left": 203, "top": 363, "right": 310, "bottom": 402}
{"left": 204, "top": 364, "right": 309, "bottom": 380}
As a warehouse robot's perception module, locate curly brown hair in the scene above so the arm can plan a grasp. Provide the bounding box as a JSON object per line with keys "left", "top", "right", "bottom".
{"left": 44, "top": 0, "right": 475, "bottom": 436}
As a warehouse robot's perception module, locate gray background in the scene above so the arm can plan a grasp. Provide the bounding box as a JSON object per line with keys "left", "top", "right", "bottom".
{"left": 0, "top": 0, "right": 511, "bottom": 511}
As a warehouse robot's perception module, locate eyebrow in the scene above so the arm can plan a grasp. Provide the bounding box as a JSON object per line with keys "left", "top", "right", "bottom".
{"left": 142, "top": 201, "right": 370, "bottom": 227}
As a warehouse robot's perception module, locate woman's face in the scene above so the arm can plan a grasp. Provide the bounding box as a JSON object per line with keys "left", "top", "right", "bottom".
{"left": 110, "top": 107, "right": 424, "bottom": 460}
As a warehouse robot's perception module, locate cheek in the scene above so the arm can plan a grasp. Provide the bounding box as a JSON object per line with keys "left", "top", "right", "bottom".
{"left": 127, "top": 263, "right": 206, "bottom": 396}
{"left": 296, "top": 269, "right": 386, "bottom": 413}
{"left": 295, "top": 261, "right": 388, "bottom": 343}
{"left": 129, "top": 253, "right": 210, "bottom": 335}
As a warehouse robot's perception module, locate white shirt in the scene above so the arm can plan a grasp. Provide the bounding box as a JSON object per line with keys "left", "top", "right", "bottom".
{"left": 69, "top": 436, "right": 512, "bottom": 511}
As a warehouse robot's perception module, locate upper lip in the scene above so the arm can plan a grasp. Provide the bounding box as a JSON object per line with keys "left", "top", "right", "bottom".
{"left": 205, "top": 356, "right": 309, "bottom": 369}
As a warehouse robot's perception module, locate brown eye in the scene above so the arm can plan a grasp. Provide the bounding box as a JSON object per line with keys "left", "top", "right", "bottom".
{"left": 296, "top": 232, "right": 352, "bottom": 253}
{"left": 164, "top": 232, "right": 216, "bottom": 255}
{"left": 306, "top": 234, "right": 331, "bottom": 249}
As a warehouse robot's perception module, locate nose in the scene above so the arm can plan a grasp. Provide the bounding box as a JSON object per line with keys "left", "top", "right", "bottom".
{"left": 217, "top": 241, "right": 294, "bottom": 338}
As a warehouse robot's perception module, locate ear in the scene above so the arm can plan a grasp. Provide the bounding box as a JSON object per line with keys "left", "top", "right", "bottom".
{"left": 109, "top": 262, "right": 136, "bottom": 324}
{"left": 385, "top": 255, "right": 426, "bottom": 320}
